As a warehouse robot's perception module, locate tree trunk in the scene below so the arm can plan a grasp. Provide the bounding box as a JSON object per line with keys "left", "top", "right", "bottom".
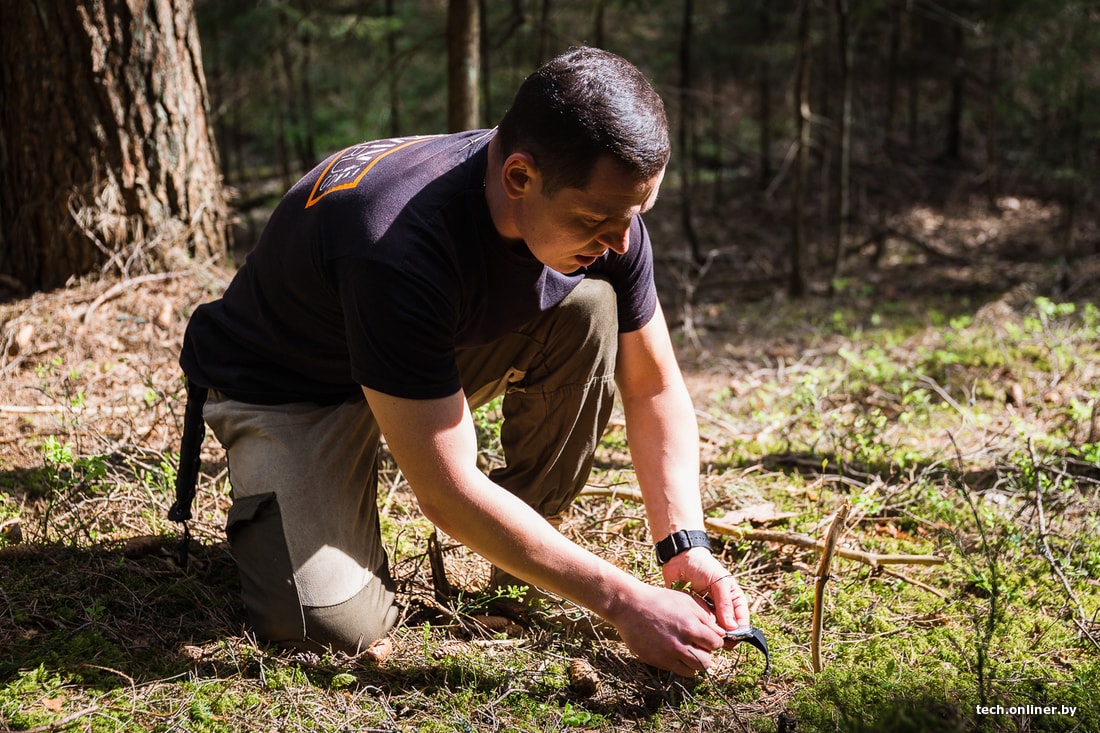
{"left": 593, "top": 0, "right": 606, "bottom": 49}
{"left": 832, "top": 0, "right": 852, "bottom": 285}
{"left": 678, "top": 0, "right": 703, "bottom": 265}
{"left": 903, "top": 6, "right": 918, "bottom": 148}
{"left": 945, "top": 24, "right": 965, "bottom": 161}
{"left": 985, "top": 38, "right": 1000, "bottom": 210}
{"left": 447, "top": 0, "right": 480, "bottom": 133}
{"left": 536, "top": 0, "right": 552, "bottom": 67}
{"left": 758, "top": 0, "right": 773, "bottom": 190}
{"left": 789, "top": 0, "right": 811, "bottom": 298}
{"left": 885, "top": 7, "right": 900, "bottom": 147}
{"left": 0, "top": 0, "right": 227, "bottom": 291}
{"left": 386, "top": 0, "right": 401, "bottom": 137}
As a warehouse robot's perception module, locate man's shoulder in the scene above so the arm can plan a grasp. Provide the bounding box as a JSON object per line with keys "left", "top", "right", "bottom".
{"left": 302, "top": 130, "right": 492, "bottom": 209}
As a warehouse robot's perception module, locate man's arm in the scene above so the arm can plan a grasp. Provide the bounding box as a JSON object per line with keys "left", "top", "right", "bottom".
{"left": 362, "top": 384, "right": 727, "bottom": 673}
{"left": 616, "top": 302, "right": 751, "bottom": 631}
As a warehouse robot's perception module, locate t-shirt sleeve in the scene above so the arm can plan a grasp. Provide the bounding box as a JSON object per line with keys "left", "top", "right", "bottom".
{"left": 335, "top": 252, "right": 463, "bottom": 400}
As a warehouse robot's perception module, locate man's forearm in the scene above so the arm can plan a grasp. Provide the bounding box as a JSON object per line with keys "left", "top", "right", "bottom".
{"left": 421, "top": 466, "right": 644, "bottom": 616}
{"left": 621, "top": 379, "right": 706, "bottom": 542}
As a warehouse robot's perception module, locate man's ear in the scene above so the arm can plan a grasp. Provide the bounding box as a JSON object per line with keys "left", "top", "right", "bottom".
{"left": 501, "top": 152, "right": 540, "bottom": 200}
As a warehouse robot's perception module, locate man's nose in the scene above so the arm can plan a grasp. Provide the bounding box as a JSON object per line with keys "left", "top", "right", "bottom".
{"left": 597, "top": 224, "right": 630, "bottom": 254}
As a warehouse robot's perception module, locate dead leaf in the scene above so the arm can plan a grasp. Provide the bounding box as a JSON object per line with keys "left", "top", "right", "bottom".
{"left": 364, "top": 637, "right": 393, "bottom": 664}
{"left": 156, "top": 300, "right": 174, "bottom": 330}
{"left": 42, "top": 696, "right": 65, "bottom": 712}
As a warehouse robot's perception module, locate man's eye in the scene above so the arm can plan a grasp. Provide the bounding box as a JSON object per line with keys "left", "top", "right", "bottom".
{"left": 581, "top": 217, "right": 604, "bottom": 228}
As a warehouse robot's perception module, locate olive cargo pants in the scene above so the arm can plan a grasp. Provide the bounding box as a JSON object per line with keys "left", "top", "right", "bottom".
{"left": 203, "top": 278, "right": 619, "bottom": 653}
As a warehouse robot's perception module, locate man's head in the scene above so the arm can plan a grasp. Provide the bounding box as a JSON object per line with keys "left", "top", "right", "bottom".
{"left": 496, "top": 47, "right": 670, "bottom": 196}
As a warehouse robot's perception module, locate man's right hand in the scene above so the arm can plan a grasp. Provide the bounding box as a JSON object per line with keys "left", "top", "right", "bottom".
{"left": 606, "top": 581, "right": 727, "bottom": 675}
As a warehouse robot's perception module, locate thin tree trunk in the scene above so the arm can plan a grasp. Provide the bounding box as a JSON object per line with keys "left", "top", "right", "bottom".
{"left": 985, "top": 38, "right": 1000, "bottom": 209}
{"left": 904, "top": 6, "right": 918, "bottom": 148}
{"left": 386, "top": 0, "right": 401, "bottom": 136}
{"left": 299, "top": 18, "right": 316, "bottom": 169}
{"left": 832, "top": 0, "right": 852, "bottom": 285}
{"left": 679, "top": 0, "right": 703, "bottom": 265}
{"left": 789, "top": 0, "right": 812, "bottom": 298}
{"left": 1063, "top": 81, "right": 1085, "bottom": 257}
{"left": 758, "top": 0, "right": 773, "bottom": 190}
{"left": 946, "top": 24, "right": 965, "bottom": 160}
{"left": 447, "top": 0, "right": 480, "bottom": 132}
{"left": 0, "top": 0, "right": 227, "bottom": 290}
{"left": 537, "top": 0, "right": 552, "bottom": 66}
{"left": 885, "top": 7, "right": 900, "bottom": 147}
{"left": 593, "top": 0, "right": 606, "bottom": 49}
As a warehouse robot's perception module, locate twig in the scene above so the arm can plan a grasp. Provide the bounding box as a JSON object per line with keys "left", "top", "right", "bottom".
{"left": 82, "top": 271, "right": 181, "bottom": 326}
{"left": 916, "top": 374, "right": 970, "bottom": 423}
{"left": 0, "top": 706, "right": 98, "bottom": 733}
{"left": 427, "top": 528, "right": 454, "bottom": 604}
{"left": 812, "top": 500, "right": 850, "bottom": 674}
{"left": 1029, "top": 439, "right": 1100, "bottom": 651}
{"left": 880, "top": 567, "right": 948, "bottom": 599}
{"left": 706, "top": 520, "right": 945, "bottom": 568}
{"left": 578, "top": 486, "right": 946, "bottom": 569}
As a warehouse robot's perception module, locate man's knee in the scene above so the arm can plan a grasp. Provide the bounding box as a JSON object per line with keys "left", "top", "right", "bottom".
{"left": 560, "top": 277, "right": 617, "bottom": 335}
{"left": 546, "top": 278, "right": 618, "bottom": 371}
{"left": 301, "top": 573, "right": 399, "bottom": 654}
{"left": 226, "top": 491, "right": 397, "bottom": 655}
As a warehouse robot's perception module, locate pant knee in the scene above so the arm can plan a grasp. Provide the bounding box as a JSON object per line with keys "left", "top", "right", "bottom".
{"left": 545, "top": 278, "right": 618, "bottom": 373}
{"left": 302, "top": 572, "right": 399, "bottom": 654}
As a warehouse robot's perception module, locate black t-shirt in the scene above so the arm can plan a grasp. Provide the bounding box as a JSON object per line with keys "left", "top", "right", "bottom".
{"left": 180, "top": 130, "right": 658, "bottom": 404}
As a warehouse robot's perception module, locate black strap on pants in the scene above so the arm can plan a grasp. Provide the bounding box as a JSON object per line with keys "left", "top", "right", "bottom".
{"left": 169, "top": 381, "right": 208, "bottom": 568}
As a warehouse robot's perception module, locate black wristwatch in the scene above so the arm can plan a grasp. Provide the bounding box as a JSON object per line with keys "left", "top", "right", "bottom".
{"left": 655, "top": 529, "right": 712, "bottom": 565}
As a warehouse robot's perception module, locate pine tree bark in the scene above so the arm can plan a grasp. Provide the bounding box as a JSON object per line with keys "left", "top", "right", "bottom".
{"left": 0, "top": 0, "right": 227, "bottom": 291}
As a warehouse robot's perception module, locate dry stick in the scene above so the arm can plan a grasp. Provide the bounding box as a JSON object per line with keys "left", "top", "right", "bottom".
{"left": 705, "top": 520, "right": 945, "bottom": 568}
{"left": 580, "top": 484, "right": 945, "bottom": 569}
{"left": 812, "top": 500, "right": 850, "bottom": 674}
{"left": 82, "top": 271, "right": 181, "bottom": 326}
{"left": 0, "top": 706, "right": 98, "bottom": 733}
{"left": 1029, "top": 439, "right": 1100, "bottom": 651}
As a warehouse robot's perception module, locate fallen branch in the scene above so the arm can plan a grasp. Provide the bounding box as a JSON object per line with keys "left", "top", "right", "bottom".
{"left": 579, "top": 486, "right": 946, "bottom": 569}
{"left": 705, "top": 519, "right": 946, "bottom": 568}
{"left": 82, "top": 271, "right": 181, "bottom": 326}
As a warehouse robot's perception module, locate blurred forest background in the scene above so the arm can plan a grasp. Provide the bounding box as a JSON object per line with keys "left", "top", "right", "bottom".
{"left": 2, "top": 0, "right": 1098, "bottom": 300}
{"left": 195, "top": 0, "right": 1099, "bottom": 300}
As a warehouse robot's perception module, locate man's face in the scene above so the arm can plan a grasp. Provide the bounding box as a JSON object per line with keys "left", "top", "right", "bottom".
{"left": 514, "top": 156, "right": 664, "bottom": 274}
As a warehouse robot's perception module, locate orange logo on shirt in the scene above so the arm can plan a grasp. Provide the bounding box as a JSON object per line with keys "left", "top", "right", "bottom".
{"left": 305, "top": 136, "right": 438, "bottom": 208}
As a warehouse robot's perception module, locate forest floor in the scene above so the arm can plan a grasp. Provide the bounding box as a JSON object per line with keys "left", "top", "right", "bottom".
{"left": 1, "top": 190, "right": 1099, "bottom": 732}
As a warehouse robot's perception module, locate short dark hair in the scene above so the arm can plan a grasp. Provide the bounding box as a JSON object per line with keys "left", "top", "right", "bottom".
{"left": 496, "top": 47, "right": 670, "bottom": 195}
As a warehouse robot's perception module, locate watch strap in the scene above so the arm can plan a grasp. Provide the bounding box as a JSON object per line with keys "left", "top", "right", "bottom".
{"left": 655, "top": 529, "right": 712, "bottom": 565}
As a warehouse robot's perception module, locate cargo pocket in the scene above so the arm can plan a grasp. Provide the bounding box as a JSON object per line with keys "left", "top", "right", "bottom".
{"left": 225, "top": 492, "right": 305, "bottom": 644}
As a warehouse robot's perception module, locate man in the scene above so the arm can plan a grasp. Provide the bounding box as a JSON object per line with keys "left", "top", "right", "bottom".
{"left": 174, "top": 46, "right": 750, "bottom": 676}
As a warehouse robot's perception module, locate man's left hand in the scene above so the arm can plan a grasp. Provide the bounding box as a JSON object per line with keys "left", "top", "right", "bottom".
{"left": 661, "top": 546, "right": 751, "bottom": 633}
